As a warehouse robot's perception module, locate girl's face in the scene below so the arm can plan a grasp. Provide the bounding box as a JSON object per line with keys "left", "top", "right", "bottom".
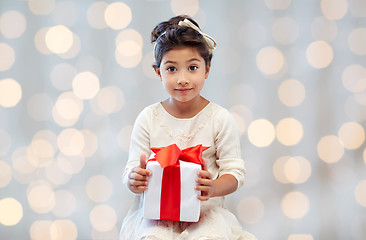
{"left": 154, "top": 47, "right": 210, "bottom": 105}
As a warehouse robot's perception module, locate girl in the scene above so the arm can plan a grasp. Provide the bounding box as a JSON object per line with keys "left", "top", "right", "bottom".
{"left": 120, "top": 15, "right": 257, "bottom": 240}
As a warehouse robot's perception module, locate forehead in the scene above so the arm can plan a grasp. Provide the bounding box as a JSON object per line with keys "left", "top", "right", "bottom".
{"left": 162, "top": 47, "right": 204, "bottom": 63}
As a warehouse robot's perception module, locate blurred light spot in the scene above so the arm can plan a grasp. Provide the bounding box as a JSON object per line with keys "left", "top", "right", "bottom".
{"left": 52, "top": 91, "right": 83, "bottom": 127}
{"left": 52, "top": 1, "right": 78, "bottom": 27}
{"left": 342, "top": 65, "right": 366, "bottom": 93}
{"left": 281, "top": 191, "right": 309, "bottom": 219}
{"left": 355, "top": 180, "right": 366, "bottom": 207}
{"left": 115, "top": 41, "right": 143, "bottom": 68}
{"left": 264, "top": 0, "right": 291, "bottom": 10}
{"left": 90, "top": 86, "right": 125, "bottom": 115}
{"left": 50, "top": 220, "right": 78, "bottom": 240}
{"left": 58, "top": 33, "right": 81, "bottom": 59}
{"left": 28, "top": 0, "right": 55, "bottom": 15}
{"left": 349, "top": 0, "right": 366, "bottom": 18}
{"left": 89, "top": 204, "right": 117, "bottom": 232}
{"left": 27, "top": 184, "right": 55, "bottom": 214}
{"left": 87, "top": 1, "right": 108, "bottom": 29}
{"left": 0, "top": 198, "right": 23, "bottom": 226}
{"left": 27, "top": 93, "right": 54, "bottom": 121}
{"left": 239, "top": 21, "right": 267, "bottom": 49}
{"left": 34, "top": 27, "right": 52, "bottom": 55}
{"left": 274, "top": 156, "right": 312, "bottom": 184}
{"left": 278, "top": 79, "right": 305, "bottom": 107}
{"left": 0, "top": 78, "right": 22, "bottom": 107}
{"left": 321, "top": 0, "right": 348, "bottom": 20}
{"left": 116, "top": 29, "right": 143, "bottom": 49}
{"left": 30, "top": 221, "right": 52, "bottom": 239}
{"left": 117, "top": 41, "right": 141, "bottom": 57}
{"left": 104, "top": 2, "right": 132, "bottom": 30}
{"left": 236, "top": 197, "right": 264, "bottom": 224}
{"left": 338, "top": 121, "right": 365, "bottom": 150}
{"left": 52, "top": 190, "right": 76, "bottom": 217}
{"left": 57, "top": 153, "right": 85, "bottom": 174}
{"left": 273, "top": 156, "right": 291, "bottom": 184}
{"left": 76, "top": 55, "right": 103, "bottom": 77}
{"left": 81, "top": 130, "right": 98, "bottom": 157}
{"left": 276, "top": 118, "right": 303, "bottom": 146}
{"left": 45, "top": 161, "right": 72, "bottom": 185}
{"left": 51, "top": 63, "right": 77, "bottom": 91}
{"left": 248, "top": 119, "right": 275, "bottom": 147}
{"left": 86, "top": 175, "right": 114, "bottom": 202}
{"left": 0, "top": 43, "right": 15, "bottom": 71}
{"left": 57, "top": 128, "right": 85, "bottom": 156}
{"left": 229, "top": 84, "right": 257, "bottom": 108}
{"left": 0, "top": 129, "right": 11, "bottom": 157}
{"left": 272, "top": 17, "right": 299, "bottom": 45}
{"left": 348, "top": 28, "right": 366, "bottom": 56}
{"left": 288, "top": 234, "right": 314, "bottom": 240}
{"left": 317, "top": 135, "right": 344, "bottom": 163}
{"left": 12, "top": 147, "right": 37, "bottom": 174}
{"left": 0, "top": 11, "right": 26, "bottom": 39}
{"left": 45, "top": 25, "right": 74, "bottom": 54}
{"left": 0, "top": 161, "right": 11, "bottom": 188}
{"left": 284, "top": 156, "right": 312, "bottom": 184}
{"left": 354, "top": 92, "right": 366, "bottom": 106}
{"left": 311, "top": 16, "right": 338, "bottom": 42}
{"left": 31, "top": 130, "right": 57, "bottom": 159}
{"left": 30, "top": 139, "right": 54, "bottom": 163}
{"left": 117, "top": 125, "right": 133, "bottom": 152}
{"left": 171, "top": 0, "right": 199, "bottom": 16}
{"left": 72, "top": 72, "right": 100, "bottom": 100}
{"left": 256, "top": 46, "right": 285, "bottom": 75}
{"left": 306, "top": 41, "right": 333, "bottom": 68}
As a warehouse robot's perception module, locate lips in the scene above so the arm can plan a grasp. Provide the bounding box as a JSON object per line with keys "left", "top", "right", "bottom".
{"left": 175, "top": 88, "right": 192, "bottom": 93}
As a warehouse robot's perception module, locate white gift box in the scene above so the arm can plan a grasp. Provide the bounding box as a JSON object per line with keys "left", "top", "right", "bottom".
{"left": 143, "top": 160, "right": 201, "bottom": 222}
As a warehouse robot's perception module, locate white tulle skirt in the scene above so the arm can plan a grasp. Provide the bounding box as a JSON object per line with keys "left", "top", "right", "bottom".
{"left": 119, "top": 195, "right": 257, "bottom": 240}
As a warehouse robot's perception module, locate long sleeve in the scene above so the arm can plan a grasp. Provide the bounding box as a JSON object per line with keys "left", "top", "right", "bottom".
{"left": 214, "top": 108, "right": 246, "bottom": 189}
{"left": 122, "top": 107, "right": 152, "bottom": 185}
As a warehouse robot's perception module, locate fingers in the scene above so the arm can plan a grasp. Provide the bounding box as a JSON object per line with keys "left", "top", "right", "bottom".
{"left": 140, "top": 154, "right": 147, "bottom": 169}
{"left": 128, "top": 165, "right": 151, "bottom": 193}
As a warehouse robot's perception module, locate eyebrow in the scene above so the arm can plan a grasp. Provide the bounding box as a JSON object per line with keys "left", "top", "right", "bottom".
{"left": 163, "top": 58, "right": 201, "bottom": 65}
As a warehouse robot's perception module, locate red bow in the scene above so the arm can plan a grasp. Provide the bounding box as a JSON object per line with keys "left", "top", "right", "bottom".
{"left": 150, "top": 144, "right": 210, "bottom": 168}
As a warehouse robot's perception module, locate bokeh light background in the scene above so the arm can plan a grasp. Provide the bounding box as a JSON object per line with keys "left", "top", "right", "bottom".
{"left": 1, "top": 0, "right": 366, "bottom": 239}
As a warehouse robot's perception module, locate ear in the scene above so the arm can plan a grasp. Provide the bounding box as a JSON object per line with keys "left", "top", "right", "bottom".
{"left": 154, "top": 67, "right": 161, "bottom": 80}
{"left": 205, "top": 62, "right": 211, "bottom": 79}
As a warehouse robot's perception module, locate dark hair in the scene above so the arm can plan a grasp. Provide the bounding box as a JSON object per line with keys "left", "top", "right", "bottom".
{"left": 151, "top": 15, "right": 213, "bottom": 68}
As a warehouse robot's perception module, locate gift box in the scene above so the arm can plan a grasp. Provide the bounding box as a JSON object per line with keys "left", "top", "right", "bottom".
{"left": 143, "top": 144, "right": 209, "bottom": 222}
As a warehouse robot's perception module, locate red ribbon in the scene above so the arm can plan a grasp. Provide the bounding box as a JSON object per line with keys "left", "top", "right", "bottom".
{"left": 148, "top": 144, "right": 209, "bottom": 221}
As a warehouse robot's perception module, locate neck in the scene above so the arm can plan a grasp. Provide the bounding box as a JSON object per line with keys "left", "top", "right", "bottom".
{"left": 162, "top": 96, "right": 209, "bottom": 118}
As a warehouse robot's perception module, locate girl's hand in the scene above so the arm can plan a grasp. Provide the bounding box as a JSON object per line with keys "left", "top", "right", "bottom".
{"left": 128, "top": 154, "right": 152, "bottom": 194}
{"left": 195, "top": 159, "right": 215, "bottom": 201}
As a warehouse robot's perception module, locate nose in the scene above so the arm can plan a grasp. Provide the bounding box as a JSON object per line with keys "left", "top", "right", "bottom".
{"left": 177, "top": 71, "right": 189, "bottom": 85}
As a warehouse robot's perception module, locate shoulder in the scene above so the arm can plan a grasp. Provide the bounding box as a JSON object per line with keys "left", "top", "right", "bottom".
{"left": 136, "top": 102, "right": 161, "bottom": 119}
{"left": 209, "top": 102, "right": 233, "bottom": 121}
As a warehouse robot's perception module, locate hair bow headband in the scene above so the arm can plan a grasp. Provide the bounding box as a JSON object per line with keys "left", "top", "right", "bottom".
{"left": 178, "top": 19, "right": 217, "bottom": 54}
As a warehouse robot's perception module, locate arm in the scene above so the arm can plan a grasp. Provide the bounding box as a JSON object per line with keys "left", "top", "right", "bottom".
{"left": 196, "top": 106, "right": 246, "bottom": 201}
{"left": 122, "top": 107, "right": 152, "bottom": 193}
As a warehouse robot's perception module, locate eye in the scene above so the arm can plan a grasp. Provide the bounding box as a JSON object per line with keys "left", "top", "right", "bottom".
{"left": 167, "top": 66, "right": 176, "bottom": 72}
{"left": 189, "top": 65, "right": 198, "bottom": 71}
